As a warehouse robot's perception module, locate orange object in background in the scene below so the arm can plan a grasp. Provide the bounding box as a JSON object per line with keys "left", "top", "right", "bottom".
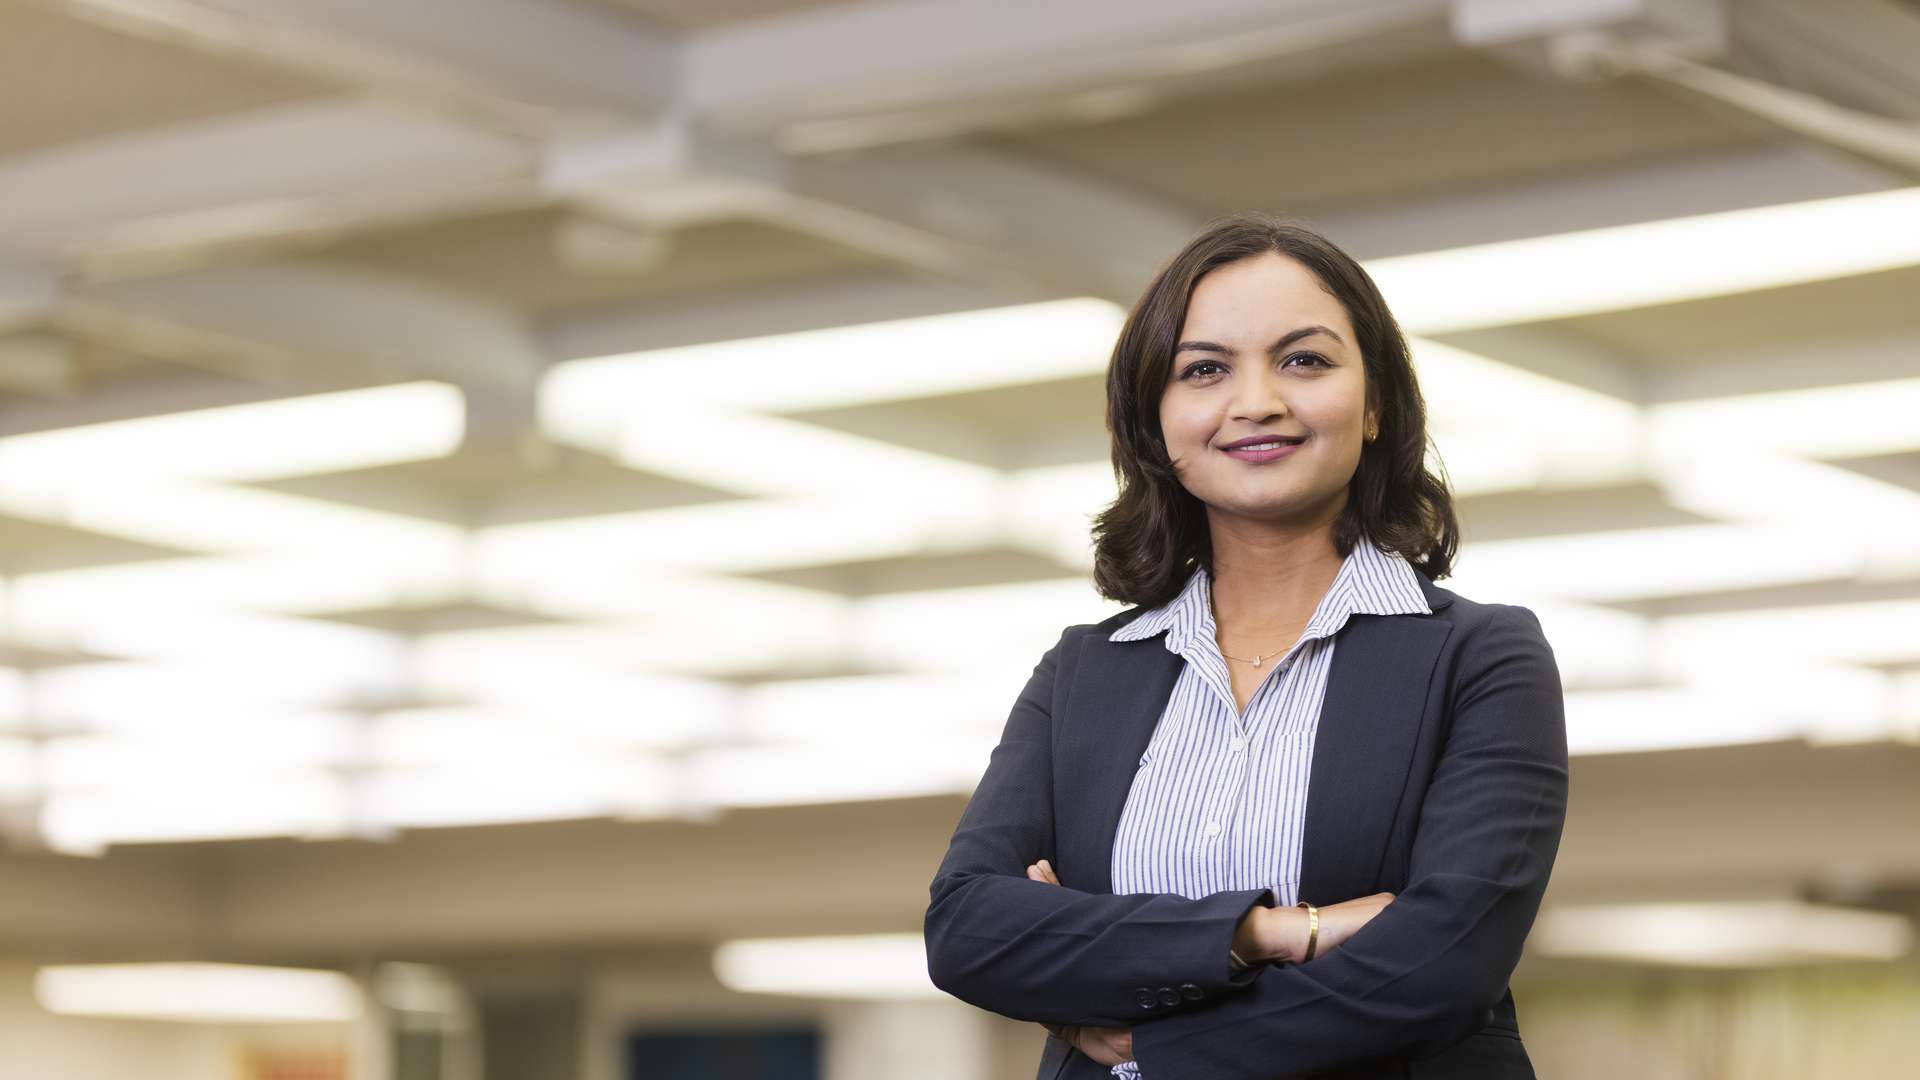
{"left": 240, "top": 1049, "right": 347, "bottom": 1080}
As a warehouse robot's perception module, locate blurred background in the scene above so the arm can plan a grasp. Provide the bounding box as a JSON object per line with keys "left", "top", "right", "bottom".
{"left": 1, "top": 0, "right": 1918, "bottom": 1077}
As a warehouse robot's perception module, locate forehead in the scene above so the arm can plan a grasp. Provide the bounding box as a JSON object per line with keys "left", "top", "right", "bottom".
{"left": 1180, "top": 253, "right": 1352, "bottom": 341}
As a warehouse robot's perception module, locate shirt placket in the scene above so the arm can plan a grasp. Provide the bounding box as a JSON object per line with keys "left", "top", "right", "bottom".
{"left": 1181, "top": 637, "right": 1261, "bottom": 852}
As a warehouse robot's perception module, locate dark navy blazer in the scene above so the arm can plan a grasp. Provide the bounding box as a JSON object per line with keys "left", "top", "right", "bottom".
{"left": 924, "top": 571, "right": 1568, "bottom": 1080}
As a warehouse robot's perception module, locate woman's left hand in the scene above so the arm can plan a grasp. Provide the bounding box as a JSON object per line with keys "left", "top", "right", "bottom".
{"left": 1028, "top": 859, "right": 1135, "bottom": 1066}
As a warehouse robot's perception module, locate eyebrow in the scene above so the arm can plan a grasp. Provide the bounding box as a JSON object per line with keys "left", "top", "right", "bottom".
{"left": 1174, "top": 324, "right": 1345, "bottom": 358}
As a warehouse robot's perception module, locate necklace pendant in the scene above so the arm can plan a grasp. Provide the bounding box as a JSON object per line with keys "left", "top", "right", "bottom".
{"left": 1252, "top": 655, "right": 1265, "bottom": 667}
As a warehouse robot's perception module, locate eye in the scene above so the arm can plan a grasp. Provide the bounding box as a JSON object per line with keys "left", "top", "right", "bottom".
{"left": 1285, "top": 351, "right": 1330, "bottom": 369}
{"left": 1178, "top": 359, "right": 1226, "bottom": 380}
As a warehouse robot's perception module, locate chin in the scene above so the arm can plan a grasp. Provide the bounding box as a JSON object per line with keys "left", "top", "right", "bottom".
{"left": 1208, "top": 494, "right": 1302, "bottom": 521}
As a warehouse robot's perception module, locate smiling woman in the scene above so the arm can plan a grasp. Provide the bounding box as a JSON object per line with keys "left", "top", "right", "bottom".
{"left": 924, "top": 213, "right": 1568, "bottom": 1080}
{"left": 1094, "top": 214, "right": 1457, "bottom": 611}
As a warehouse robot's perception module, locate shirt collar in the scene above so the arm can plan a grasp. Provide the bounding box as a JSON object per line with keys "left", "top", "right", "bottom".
{"left": 1108, "top": 539, "right": 1433, "bottom": 653}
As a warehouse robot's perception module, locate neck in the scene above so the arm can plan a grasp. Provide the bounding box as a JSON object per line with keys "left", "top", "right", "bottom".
{"left": 1205, "top": 513, "right": 1345, "bottom": 634}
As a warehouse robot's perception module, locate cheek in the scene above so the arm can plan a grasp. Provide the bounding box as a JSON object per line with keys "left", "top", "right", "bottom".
{"left": 1160, "top": 416, "right": 1211, "bottom": 463}
{"left": 1159, "top": 398, "right": 1212, "bottom": 448}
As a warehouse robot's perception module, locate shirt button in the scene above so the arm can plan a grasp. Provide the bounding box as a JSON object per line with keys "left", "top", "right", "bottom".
{"left": 1229, "top": 738, "right": 1245, "bottom": 752}
{"left": 1204, "top": 821, "right": 1221, "bottom": 836}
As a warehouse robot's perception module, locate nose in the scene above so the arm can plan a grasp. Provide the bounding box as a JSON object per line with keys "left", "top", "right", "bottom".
{"left": 1228, "top": 362, "right": 1289, "bottom": 424}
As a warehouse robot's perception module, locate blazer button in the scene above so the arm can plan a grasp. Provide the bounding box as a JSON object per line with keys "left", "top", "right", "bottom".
{"left": 1179, "top": 983, "right": 1204, "bottom": 1000}
{"left": 1157, "top": 986, "right": 1181, "bottom": 1007}
{"left": 1134, "top": 988, "right": 1157, "bottom": 1010}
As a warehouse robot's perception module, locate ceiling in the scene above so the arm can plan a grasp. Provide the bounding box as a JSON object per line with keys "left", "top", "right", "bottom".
{"left": 1, "top": 0, "right": 1919, "bottom": 968}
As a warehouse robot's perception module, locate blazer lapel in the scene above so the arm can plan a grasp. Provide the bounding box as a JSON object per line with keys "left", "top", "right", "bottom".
{"left": 1056, "top": 575, "right": 1454, "bottom": 902}
{"left": 1298, "top": 606, "right": 1452, "bottom": 904}
{"left": 1054, "top": 631, "right": 1183, "bottom": 895}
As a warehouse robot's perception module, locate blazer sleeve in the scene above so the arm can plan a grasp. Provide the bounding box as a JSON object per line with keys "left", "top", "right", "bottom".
{"left": 924, "top": 625, "right": 1277, "bottom": 1028}
{"left": 1129, "top": 603, "right": 1571, "bottom": 1078}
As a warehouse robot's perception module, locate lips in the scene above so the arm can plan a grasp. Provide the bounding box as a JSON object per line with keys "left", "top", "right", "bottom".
{"left": 1218, "top": 435, "right": 1306, "bottom": 451}
{"left": 1220, "top": 438, "right": 1306, "bottom": 463}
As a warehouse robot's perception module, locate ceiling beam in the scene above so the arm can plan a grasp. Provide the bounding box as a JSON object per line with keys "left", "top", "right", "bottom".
{"left": 543, "top": 110, "right": 1209, "bottom": 299}
{"left": 780, "top": 144, "right": 1204, "bottom": 303}
{"left": 39, "top": 0, "right": 679, "bottom": 137}
{"left": 61, "top": 261, "right": 549, "bottom": 397}
{"left": 544, "top": 272, "right": 1043, "bottom": 363}
{"left": 0, "top": 101, "right": 536, "bottom": 278}
{"left": 683, "top": 0, "right": 1446, "bottom": 145}
{"left": 1307, "top": 142, "right": 1900, "bottom": 260}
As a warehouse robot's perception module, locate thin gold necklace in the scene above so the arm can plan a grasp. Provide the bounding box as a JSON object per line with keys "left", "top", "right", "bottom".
{"left": 1207, "top": 592, "right": 1295, "bottom": 668}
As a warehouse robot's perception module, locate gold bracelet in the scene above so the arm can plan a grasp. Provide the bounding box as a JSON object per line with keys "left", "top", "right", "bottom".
{"left": 1296, "top": 901, "right": 1320, "bottom": 962}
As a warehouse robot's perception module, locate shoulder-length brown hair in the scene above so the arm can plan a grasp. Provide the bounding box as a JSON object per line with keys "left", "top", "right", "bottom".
{"left": 1091, "top": 211, "right": 1458, "bottom": 609}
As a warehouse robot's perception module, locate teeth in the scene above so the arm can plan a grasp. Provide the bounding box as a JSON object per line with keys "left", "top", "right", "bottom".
{"left": 1232, "top": 441, "right": 1292, "bottom": 451}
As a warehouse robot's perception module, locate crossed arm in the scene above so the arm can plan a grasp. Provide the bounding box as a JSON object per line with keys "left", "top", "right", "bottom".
{"left": 923, "top": 626, "right": 1272, "bottom": 1028}
{"left": 1028, "top": 854, "right": 1395, "bottom": 1067}
{"left": 923, "top": 605, "right": 1568, "bottom": 1076}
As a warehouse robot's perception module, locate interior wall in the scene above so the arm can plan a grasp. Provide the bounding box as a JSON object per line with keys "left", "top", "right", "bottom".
{"left": 0, "top": 958, "right": 233, "bottom": 1080}
{"left": 1519, "top": 964, "right": 1920, "bottom": 1080}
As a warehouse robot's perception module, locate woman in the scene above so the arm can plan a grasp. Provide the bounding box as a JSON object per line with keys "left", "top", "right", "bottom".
{"left": 923, "top": 213, "right": 1568, "bottom": 1079}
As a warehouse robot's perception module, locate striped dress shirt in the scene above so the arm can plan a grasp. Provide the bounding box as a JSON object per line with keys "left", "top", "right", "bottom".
{"left": 1102, "top": 539, "right": 1433, "bottom": 1079}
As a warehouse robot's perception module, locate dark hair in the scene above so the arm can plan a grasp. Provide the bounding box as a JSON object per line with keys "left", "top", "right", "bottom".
{"left": 1090, "top": 211, "right": 1458, "bottom": 608}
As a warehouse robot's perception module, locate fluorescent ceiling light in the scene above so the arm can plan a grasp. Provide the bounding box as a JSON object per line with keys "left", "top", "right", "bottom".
{"left": 613, "top": 405, "right": 1001, "bottom": 500}
{"left": 738, "top": 669, "right": 1033, "bottom": 744}
{"left": 44, "top": 722, "right": 358, "bottom": 787}
{"left": 1658, "top": 601, "right": 1920, "bottom": 673}
{"left": 0, "top": 381, "right": 464, "bottom": 488}
{"left": 370, "top": 703, "right": 720, "bottom": 756}
{"left": 473, "top": 493, "right": 1003, "bottom": 577}
{"left": 469, "top": 562, "right": 845, "bottom": 626}
{"left": 1895, "top": 672, "right": 1920, "bottom": 741}
{"left": 1412, "top": 338, "right": 1642, "bottom": 493}
{"left": 687, "top": 737, "right": 995, "bottom": 810}
{"left": 1532, "top": 900, "right": 1914, "bottom": 967}
{"left": 848, "top": 578, "right": 1119, "bottom": 672}
{"left": 0, "top": 737, "right": 33, "bottom": 799}
{"left": 713, "top": 933, "right": 942, "bottom": 1000}
{"left": 30, "top": 661, "right": 385, "bottom": 725}
{"left": 1004, "top": 461, "right": 1114, "bottom": 569}
{"left": 542, "top": 297, "right": 1121, "bottom": 432}
{"left": 1563, "top": 666, "right": 1894, "bottom": 755}
{"left": 1368, "top": 186, "right": 1920, "bottom": 332}
{"left": 10, "top": 551, "right": 466, "bottom": 628}
{"left": 357, "top": 758, "right": 677, "bottom": 830}
{"left": 369, "top": 711, "right": 665, "bottom": 765}
{"left": 40, "top": 772, "right": 350, "bottom": 855}
{"left": 1455, "top": 523, "right": 1868, "bottom": 602}
{"left": 1649, "top": 376, "right": 1920, "bottom": 460}
{"left": 15, "top": 608, "right": 408, "bottom": 694}
{"left": 405, "top": 646, "right": 736, "bottom": 743}
{"left": 34, "top": 963, "right": 362, "bottom": 1023}
{"left": 0, "top": 665, "right": 24, "bottom": 725}
{"left": 48, "top": 483, "right": 466, "bottom": 560}
{"left": 1654, "top": 451, "right": 1920, "bottom": 581}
